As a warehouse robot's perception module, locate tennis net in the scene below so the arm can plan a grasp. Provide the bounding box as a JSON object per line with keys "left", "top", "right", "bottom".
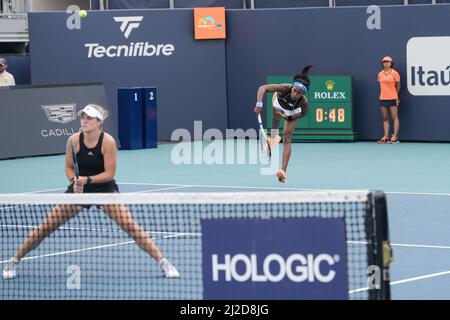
{"left": 0, "top": 191, "right": 391, "bottom": 300}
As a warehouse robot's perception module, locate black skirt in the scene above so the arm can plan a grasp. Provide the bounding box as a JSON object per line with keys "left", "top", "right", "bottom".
{"left": 379, "top": 99, "right": 398, "bottom": 107}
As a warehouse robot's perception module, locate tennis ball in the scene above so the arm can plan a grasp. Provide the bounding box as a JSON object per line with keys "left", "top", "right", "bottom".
{"left": 79, "top": 10, "right": 87, "bottom": 17}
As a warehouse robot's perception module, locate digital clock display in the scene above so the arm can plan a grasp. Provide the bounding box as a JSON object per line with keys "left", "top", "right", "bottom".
{"left": 315, "top": 107, "right": 346, "bottom": 123}
{"left": 309, "top": 103, "right": 352, "bottom": 129}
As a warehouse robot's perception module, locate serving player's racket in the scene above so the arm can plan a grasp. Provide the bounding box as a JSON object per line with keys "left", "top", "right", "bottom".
{"left": 257, "top": 114, "right": 272, "bottom": 162}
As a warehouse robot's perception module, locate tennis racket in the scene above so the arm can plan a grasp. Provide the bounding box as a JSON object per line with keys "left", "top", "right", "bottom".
{"left": 69, "top": 138, "right": 79, "bottom": 179}
{"left": 69, "top": 138, "right": 82, "bottom": 192}
{"left": 257, "top": 114, "right": 272, "bottom": 162}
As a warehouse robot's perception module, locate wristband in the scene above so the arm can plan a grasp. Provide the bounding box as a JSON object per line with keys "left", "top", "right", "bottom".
{"left": 256, "top": 101, "right": 263, "bottom": 108}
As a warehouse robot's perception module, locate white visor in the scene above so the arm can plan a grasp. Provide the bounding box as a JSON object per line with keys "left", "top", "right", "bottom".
{"left": 77, "top": 105, "right": 104, "bottom": 121}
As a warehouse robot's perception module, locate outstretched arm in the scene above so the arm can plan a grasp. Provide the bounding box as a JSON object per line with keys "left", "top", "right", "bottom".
{"left": 254, "top": 84, "right": 291, "bottom": 114}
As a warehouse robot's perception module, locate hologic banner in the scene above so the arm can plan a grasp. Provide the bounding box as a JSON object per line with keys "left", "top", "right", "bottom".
{"left": 202, "top": 218, "right": 348, "bottom": 300}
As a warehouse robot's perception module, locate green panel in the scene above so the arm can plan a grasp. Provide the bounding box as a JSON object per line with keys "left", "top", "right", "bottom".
{"left": 265, "top": 75, "right": 356, "bottom": 141}
{"left": 308, "top": 76, "right": 352, "bottom": 102}
{"left": 267, "top": 76, "right": 291, "bottom": 86}
{"left": 309, "top": 103, "right": 352, "bottom": 129}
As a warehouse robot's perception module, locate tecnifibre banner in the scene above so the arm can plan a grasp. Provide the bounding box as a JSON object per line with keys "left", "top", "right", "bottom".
{"left": 29, "top": 10, "right": 228, "bottom": 141}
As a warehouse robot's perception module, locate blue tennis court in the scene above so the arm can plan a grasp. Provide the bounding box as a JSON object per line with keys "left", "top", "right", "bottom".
{"left": 1, "top": 141, "right": 449, "bottom": 300}
{"left": 2, "top": 1, "right": 450, "bottom": 303}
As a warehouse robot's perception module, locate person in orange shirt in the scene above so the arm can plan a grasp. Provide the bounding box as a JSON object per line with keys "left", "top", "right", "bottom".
{"left": 377, "top": 56, "right": 401, "bottom": 144}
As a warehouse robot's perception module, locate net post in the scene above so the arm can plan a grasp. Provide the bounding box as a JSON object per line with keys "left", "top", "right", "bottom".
{"left": 374, "top": 190, "right": 392, "bottom": 300}
{"left": 365, "top": 192, "right": 377, "bottom": 300}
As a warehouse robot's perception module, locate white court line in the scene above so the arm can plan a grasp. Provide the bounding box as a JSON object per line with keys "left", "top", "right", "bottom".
{"left": 2, "top": 225, "right": 447, "bottom": 250}
{"left": 10, "top": 185, "right": 192, "bottom": 195}
{"left": 389, "top": 270, "right": 450, "bottom": 285}
{"left": 386, "top": 191, "right": 450, "bottom": 196}
{"left": 119, "top": 182, "right": 450, "bottom": 196}
{"left": 23, "top": 188, "right": 66, "bottom": 194}
{"left": 0, "top": 240, "right": 135, "bottom": 264}
{"left": 130, "top": 185, "right": 193, "bottom": 193}
{"left": 349, "top": 270, "right": 450, "bottom": 294}
{"left": 161, "top": 233, "right": 200, "bottom": 239}
{"left": 348, "top": 240, "right": 450, "bottom": 250}
{"left": 19, "top": 182, "right": 450, "bottom": 196}
{"left": 0, "top": 206, "right": 21, "bottom": 211}
{"left": 0, "top": 224, "right": 202, "bottom": 237}
{"left": 121, "top": 182, "right": 193, "bottom": 187}
{"left": 0, "top": 232, "right": 200, "bottom": 264}
{"left": 0, "top": 224, "right": 123, "bottom": 233}
{"left": 120, "top": 182, "right": 305, "bottom": 191}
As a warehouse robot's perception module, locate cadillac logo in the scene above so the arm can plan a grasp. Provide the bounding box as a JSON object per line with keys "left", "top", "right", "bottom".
{"left": 41, "top": 104, "right": 77, "bottom": 124}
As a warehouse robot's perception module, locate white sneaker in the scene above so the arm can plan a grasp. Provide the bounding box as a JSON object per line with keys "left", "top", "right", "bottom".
{"left": 159, "top": 258, "right": 180, "bottom": 278}
{"left": 2, "top": 257, "right": 19, "bottom": 280}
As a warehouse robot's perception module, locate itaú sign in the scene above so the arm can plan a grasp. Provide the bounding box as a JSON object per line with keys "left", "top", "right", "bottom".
{"left": 407, "top": 36, "right": 450, "bottom": 96}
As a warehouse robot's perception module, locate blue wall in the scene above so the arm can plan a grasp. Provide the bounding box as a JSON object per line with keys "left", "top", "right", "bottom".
{"left": 28, "top": 5, "right": 450, "bottom": 142}
{"left": 226, "top": 5, "right": 450, "bottom": 141}
{"left": 255, "top": 0, "right": 330, "bottom": 8}
{"left": 29, "top": 10, "right": 228, "bottom": 141}
{"left": 335, "top": 0, "right": 404, "bottom": 6}
{"left": 108, "top": 0, "right": 170, "bottom": 9}
{"left": 108, "top": 0, "right": 246, "bottom": 9}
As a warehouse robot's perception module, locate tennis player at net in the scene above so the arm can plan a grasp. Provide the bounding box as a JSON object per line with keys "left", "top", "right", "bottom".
{"left": 254, "top": 65, "right": 312, "bottom": 183}
{"left": 2, "top": 104, "right": 179, "bottom": 279}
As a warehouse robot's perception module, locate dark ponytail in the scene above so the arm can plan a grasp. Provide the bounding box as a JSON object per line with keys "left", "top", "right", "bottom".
{"left": 293, "top": 65, "right": 313, "bottom": 89}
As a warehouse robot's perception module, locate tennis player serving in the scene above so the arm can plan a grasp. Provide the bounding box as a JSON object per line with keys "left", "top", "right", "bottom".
{"left": 254, "top": 65, "right": 312, "bottom": 183}
{"left": 2, "top": 104, "right": 179, "bottom": 279}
